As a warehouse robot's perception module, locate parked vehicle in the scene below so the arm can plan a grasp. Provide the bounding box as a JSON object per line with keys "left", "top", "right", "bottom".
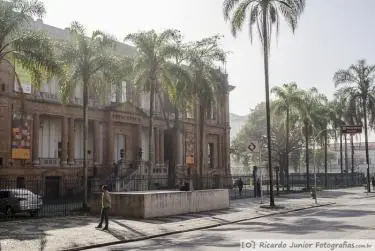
{"left": 0, "top": 189, "right": 43, "bottom": 217}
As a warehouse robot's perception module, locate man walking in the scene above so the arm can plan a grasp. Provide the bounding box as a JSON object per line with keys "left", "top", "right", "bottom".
{"left": 96, "top": 185, "right": 111, "bottom": 231}
{"left": 238, "top": 178, "right": 243, "bottom": 196}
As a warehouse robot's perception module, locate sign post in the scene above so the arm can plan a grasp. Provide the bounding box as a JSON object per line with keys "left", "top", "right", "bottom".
{"left": 248, "top": 139, "right": 263, "bottom": 204}
{"left": 340, "top": 125, "right": 362, "bottom": 134}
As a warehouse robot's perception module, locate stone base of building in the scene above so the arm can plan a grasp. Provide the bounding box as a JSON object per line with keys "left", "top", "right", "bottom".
{"left": 88, "top": 189, "right": 230, "bottom": 218}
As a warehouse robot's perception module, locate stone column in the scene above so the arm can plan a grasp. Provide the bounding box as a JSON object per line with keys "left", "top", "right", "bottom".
{"left": 107, "top": 113, "right": 114, "bottom": 165}
{"left": 217, "top": 135, "right": 222, "bottom": 170}
{"left": 93, "top": 120, "right": 100, "bottom": 164}
{"left": 32, "top": 113, "right": 40, "bottom": 165}
{"left": 68, "top": 118, "right": 75, "bottom": 165}
{"left": 159, "top": 129, "right": 164, "bottom": 163}
{"left": 154, "top": 128, "right": 159, "bottom": 163}
{"left": 61, "top": 116, "right": 68, "bottom": 165}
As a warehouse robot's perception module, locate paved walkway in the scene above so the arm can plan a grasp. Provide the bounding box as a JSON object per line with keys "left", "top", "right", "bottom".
{"left": 0, "top": 187, "right": 372, "bottom": 251}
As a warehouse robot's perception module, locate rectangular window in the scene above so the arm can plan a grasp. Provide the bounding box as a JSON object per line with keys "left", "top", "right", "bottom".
{"left": 121, "top": 81, "right": 127, "bottom": 102}
{"left": 206, "top": 102, "right": 216, "bottom": 120}
{"left": 114, "top": 134, "right": 126, "bottom": 162}
{"left": 208, "top": 143, "right": 214, "bottom": 168}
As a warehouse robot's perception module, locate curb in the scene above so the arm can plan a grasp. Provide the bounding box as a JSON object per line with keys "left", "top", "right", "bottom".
{"left": 64, "top": 202, "right": 335, "bottom": 251}
{"left": 361, "top": 194, "right": 375, "bottom": 199}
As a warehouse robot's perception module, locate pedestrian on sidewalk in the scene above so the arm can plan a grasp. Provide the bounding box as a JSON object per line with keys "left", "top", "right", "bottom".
{"left": 256, "top": 179, "right": 261, "bottom": 197}
{"left": 96, "top": 185, "right": 111, "bottom": 231}
{"left": 238, "top": 178, "right": 243, "bottom": 196}
{"left": 372, "top": 176, "right": 375, "bottom": 190}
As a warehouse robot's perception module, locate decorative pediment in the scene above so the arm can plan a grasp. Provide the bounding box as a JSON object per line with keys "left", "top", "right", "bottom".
{"left": 106, "top": 101, "right": 147, "bottom": 117}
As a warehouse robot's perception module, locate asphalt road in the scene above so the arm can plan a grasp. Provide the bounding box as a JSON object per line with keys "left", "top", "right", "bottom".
{"left": 88, "top": 197, "right": 375, "bottom": 251}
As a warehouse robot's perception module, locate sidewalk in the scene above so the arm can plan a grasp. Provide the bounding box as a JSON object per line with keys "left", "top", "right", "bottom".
{"left": 0, "top": 187, "right": 370, "bottom": 251}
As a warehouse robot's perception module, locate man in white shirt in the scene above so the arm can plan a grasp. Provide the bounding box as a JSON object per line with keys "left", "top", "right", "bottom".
{"left": 95, "top": 185, "right": 111, "bottom": 230}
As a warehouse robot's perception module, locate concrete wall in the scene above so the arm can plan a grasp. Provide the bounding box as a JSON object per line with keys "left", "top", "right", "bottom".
{"left": 89, "top": 189, "right": 230, "bottom": 219}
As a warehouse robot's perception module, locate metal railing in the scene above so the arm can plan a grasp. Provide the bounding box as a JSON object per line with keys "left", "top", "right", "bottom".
{"left": 0, "top": 172, "right": 365, "bottom": 221}
{"left": 39, "top": 158, "right": 59, "bottom": 166}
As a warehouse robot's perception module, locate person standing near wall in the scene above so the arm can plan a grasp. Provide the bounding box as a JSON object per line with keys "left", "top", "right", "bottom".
{"left": 96, "top": 185, "right": 111, "bottom": 231}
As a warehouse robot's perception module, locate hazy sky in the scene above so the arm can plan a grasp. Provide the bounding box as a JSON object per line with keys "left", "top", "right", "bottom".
{"left": 40, "top": 0, "right": 375, "bottom": 116}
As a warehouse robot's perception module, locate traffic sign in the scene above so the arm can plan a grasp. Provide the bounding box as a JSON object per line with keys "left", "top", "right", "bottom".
{"left": 341, "top": 125, "right": 362, "bottom": 134}
{"left": 248, "top": 139, "right": 260, "bottom": 153}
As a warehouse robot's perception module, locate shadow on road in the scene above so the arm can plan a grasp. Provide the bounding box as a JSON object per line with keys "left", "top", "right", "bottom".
{"left": 207, "top": 207, "right": 372, "bottom": 235}
{"left": 105, "top": 232, "right": 238, "bottom": 251}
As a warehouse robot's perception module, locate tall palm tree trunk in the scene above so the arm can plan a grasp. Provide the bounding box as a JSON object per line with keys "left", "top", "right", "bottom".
{"left": 363, "top": 98, "right": 371, "bottom": 192}
{"left": 83, "top": 79, "right": 89, "bottom": 207}
{"left": 285, "top": 109, "right": 290, "bottom": 191}
{"left": 305, "top": 121, "right": 310, "bottom": 190}
{"left": 324, "top": 128, "right": 328, "bottom": 188}
{"left": 275, "top": 166, "right": 279, "bottom": 196}
{"left": 148, "top": 82, "right": 155, "bottom": 190}
{"left": 262, "top": 9, "right": 275, "bottom": 207}
{"left": 198, "top": 101, "right": 205, "bottom": 189}
{"left": 340, "top": 132, "right": 343, "bottom": 173}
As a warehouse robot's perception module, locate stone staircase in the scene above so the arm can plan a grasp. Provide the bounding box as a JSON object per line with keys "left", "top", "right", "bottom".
{"left": 91, "top": 159, "right": 169, "bottom": 193}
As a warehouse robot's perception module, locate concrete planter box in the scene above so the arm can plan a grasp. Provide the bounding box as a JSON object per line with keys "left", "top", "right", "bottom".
{"left": 89, "top": 189, "right": 230, "bottom": 219}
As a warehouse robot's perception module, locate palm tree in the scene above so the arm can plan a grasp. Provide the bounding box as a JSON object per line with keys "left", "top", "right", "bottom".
{"left": 223, "top": 0, "right": 306, "bottom": 207}
{"left": 313, "top": 101, "right": 332, "bottom": 188}
{"left": 297, "top": 87, "right": 327, "bottom": 190}
{"left": 0, "top": 0, "right": 59, "bottom": 112}
{"left": 155, "top": 34, "right": 193, "bottom": 187}
{"left": 124, "top": 29, "right": 183, "bottom": 189}
{"left": 188, "top": 35, "right": 227, "bottom": 187}
{"left": 333, "top": 59, "right": 375, "bottom": 192}
{"left": 271, "top": 82, "right": 304, "bottom": 191}
{"left": 328, "top": 96, "right": 350, "bottom": 174}
{"left": 58, "top": 22, "right": 120, "bottom": 207}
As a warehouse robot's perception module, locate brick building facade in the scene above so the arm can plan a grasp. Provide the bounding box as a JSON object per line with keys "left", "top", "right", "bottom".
{"left": 0, "top": 20, "right": 233, "bottom": 198}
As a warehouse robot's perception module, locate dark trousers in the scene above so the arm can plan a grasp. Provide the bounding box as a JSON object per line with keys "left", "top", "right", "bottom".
{"left": 99, "top": 207, "right": 109, "bottom": 228}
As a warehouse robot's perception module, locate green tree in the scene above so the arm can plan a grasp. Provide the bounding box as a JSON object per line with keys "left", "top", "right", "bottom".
{"left": 223, "top": 0, "right": 306, "bottom": 207}
{"left": 231, "top": 101, "right": 303, "bottom": 185}
{"left": 0, "top": 0, "right": 59, "bottom": 112}
{"left": 297, "top": 87, "right": 327, "bottom": 190}
{"left": 124, "top": 29, "right": 183, "bottom": 189}
{"left": 58, "top": 22, "right": 121, "bottom": 207}
{"left": 271, "top": 82, "right": 304, "bottom": 191}
{"left": 327, "top": 96, "right": 350, "bottom": 173}
{"left": 311, "top": 100, "right": 332, "bottom": 188}
{"left": 188, "top": 35, "right": 227, "bottom": 187}
{"left": 333, "top": 59, "right": 375, "bottom": 192}
{"left": 156, "top": 33, "right": 193, "bottom": 187}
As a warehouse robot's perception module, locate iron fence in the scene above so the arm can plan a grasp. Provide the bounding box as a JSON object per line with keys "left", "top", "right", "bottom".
{"left": 0, "top": 172, "right": 366, "bottom": 221}
{"left": 0, "top": 178, "right": 85, "bottom": 221}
